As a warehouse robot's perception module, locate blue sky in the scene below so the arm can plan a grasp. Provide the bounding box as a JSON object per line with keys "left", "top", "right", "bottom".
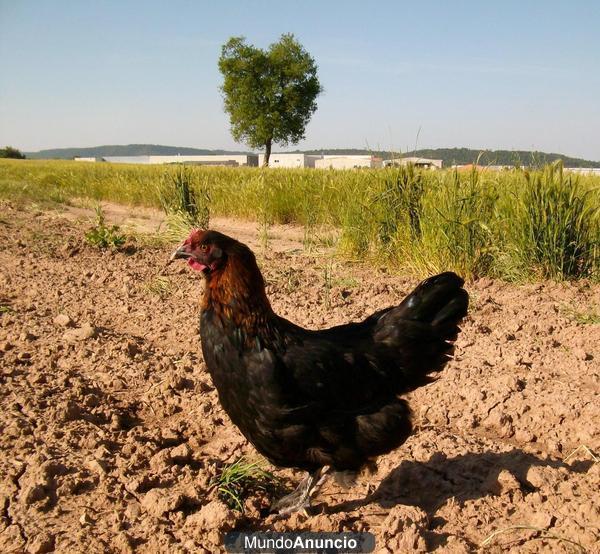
{"left": 1, "top": 0, "right": 599, "bottom": 159}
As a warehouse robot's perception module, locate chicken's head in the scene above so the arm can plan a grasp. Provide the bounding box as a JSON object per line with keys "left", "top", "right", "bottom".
{"left": 169, "top": 229, "right": 228, "bottom": 276}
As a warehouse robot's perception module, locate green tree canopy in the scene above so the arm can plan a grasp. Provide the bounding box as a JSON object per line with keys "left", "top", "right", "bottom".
{"left": 218, "top": 34, "right": 322, "bottom": 166}
{"left": 0, "top": 146, "right": 26, "bottom": 159}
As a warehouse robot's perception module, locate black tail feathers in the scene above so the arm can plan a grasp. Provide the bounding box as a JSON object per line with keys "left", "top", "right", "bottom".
{"left": 399, "top": 272, "right": 469, "bottom": 333}
{"left": 371, "top": 272, "right": 469, "bottom": 390}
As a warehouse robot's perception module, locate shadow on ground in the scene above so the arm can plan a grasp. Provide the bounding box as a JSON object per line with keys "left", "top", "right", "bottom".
{"left": 325, "top": 448, "right": 591, "bottom": 515}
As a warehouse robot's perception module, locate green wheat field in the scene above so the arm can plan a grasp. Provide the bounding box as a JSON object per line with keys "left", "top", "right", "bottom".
{"left": 1, "top": 159, "right": 598, "bottom": 281}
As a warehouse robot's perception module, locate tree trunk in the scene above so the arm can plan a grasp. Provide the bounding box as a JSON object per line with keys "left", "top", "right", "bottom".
{"left": 263, "top": 138, "right": 272, "bottom": 167}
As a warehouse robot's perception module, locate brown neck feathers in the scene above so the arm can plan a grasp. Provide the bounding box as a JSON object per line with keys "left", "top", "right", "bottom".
{"left": 202, "top": 243, "right": 274, "bottom": 335}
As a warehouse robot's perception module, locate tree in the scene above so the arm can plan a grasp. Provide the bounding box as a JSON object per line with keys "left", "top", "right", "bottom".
{"left": 218, "top": 34, "right": 322, "bottom": 166}
{"left": 0, "top": 146, "right": 26, "bottom": 159}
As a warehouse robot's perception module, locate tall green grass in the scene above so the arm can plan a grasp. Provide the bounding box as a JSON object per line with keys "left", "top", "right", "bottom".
{"left": 157, "top": 164, "right": 211, "bottom": 241}
{"left": 513, "top": 164, "right": 597, "bottom": 279}
{"left": 1, "top": 159, "right": 598, "bottom": 281}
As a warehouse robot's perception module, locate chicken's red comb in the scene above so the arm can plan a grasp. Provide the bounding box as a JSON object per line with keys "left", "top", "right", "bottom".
{"left": 185, "top": 228, "right": 207, "bottom": 243}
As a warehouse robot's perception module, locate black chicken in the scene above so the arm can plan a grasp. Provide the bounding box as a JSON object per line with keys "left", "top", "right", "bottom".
{"left": 171, "top": 229, "right": 469, "bottom": 513}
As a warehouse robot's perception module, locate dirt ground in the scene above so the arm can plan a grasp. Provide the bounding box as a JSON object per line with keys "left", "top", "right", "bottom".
{"left": 0, "top": 201, "right": 598, "bottom": 553}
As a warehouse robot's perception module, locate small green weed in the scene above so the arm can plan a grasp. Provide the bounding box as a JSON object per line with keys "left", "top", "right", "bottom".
{"left": 143, "top": 276, "right": 171, "bottom": 299}
{"left": 561, "top": 304, "right": 600, "bottom": 325}
{"left": 277, "top": 267, "right": 302, "bottom": 294}
{"left": 85, "top": 206, "right": 126, "bottom": 249}
{"left": 333, "top": 276, "right": 359, "bottom": 289}
{"left": 211, "top": 457, "right": 281, "bottom": 513}
{"left": 0, "top": 304, "right": 14, "bottom": 314}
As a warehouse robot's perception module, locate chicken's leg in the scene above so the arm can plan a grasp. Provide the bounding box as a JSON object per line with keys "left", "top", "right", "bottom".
{"left": 271, "top": 467, "right": 329, "bottom": 515}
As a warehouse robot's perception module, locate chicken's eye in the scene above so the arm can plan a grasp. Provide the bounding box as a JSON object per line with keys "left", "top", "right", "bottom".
{"left": 199, "top": 244, "right": 209, "bottom": 253}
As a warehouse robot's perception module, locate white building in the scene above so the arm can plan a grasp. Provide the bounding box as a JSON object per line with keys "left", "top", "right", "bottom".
{"left": 315, "top": 155, "right": 383, "bottom": 169}
{"left": 257, "top": 153, "right": 322, "bottom": 168}
{"left": 565, "top": 167, "right": 600, "bottom": 175}
{"left": 384, "top": 157, "right": 443, "bottom": 169}
{"left": 73, "top": 157, "right": 98, "bottom": 162}
{"left": 147, "top": 154, "right": 258, "bottom": 166}
{"left": 101, "top": 154, "right": 258, "bottom": 166}
{"left": 103, "top": 156, "right": 151, "bottom": 164}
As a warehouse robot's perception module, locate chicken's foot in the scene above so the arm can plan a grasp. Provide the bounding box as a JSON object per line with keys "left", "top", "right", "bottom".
{"left": 271, "top": 467, "right": 329, "bottom": 515}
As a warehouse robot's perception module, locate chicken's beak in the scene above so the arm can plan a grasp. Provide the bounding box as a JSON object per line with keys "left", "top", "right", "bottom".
{"left": 168, "top": 243, "right": 192, "bottom": 264}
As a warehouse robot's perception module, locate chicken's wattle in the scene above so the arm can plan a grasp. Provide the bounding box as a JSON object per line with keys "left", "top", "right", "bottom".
{"left": 188, "top": 259, "right": 207, "bottom": 272}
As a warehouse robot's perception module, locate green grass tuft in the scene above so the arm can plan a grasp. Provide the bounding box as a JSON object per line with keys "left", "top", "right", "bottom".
{"left": 84, "top": 206, "right": 126, "bottom": 249}
{"left": 512, "top": 163, "right": 599, "bottom": 280}
{"left": 142, "top": 276, "right": 171, "bottom": 299}
{"left": 561, "top": 304, "right": 600, "bottom": 325}
{"left": 157, "top": 165, "right": 210, "bottom": 242}
{"left": 211, "top": 457, "right": 282, "bottom": 513}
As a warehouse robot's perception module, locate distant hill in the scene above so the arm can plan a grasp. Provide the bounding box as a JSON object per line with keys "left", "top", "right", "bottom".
{"left": 24, "top": 144, "right": 600, "bottom": 168}
{"left": 25, "top": 144, "right": 251, "bottom": 159}
{"left": 299, "top": 148, "right": 600, "bottom": 168}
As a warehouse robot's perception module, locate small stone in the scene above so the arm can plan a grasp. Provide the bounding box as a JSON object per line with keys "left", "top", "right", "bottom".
{"left": 528, "top": 491, "right": 544, "bottom": 506}
{"left": 141, "top": 488, "right": 185, "bottom": 518}
{"left": 114, "top": 532, "right": 134, "bottom": 554}
{"left": 126, "top": 341, "right": 140, "bottom": 357}
{"left": 197, "top": 379, "right": 213, "bottom": 393}
{"left": 60, "top": 400, "right": 82, "bottom": 422}
{"left": 515, "top": 429, "right": 536, "bottom": 443}
{"left": 86, "top": 458, "right": 108, "bottom": 476}
{"left": 573, "top": 348, "right": 593, "bottom": 361}
{"left": 29, "top": 372, "right": 47, "bottom": 385}
{"left": 79, "top": 511, "right": 93, "bottom": 525}
{"left": 169, "top": 373, "right": 188, "bottom": 391}
{"left": 19, "top": 332, "right": 37, "bottom": 342}
{"left": 484, "top": 410, "right": 514, "bottom": 438}
{"left": 483, "top": 469, "right": 521, "bottom": 496}
{"left": 183, "top": 500, "right": 237, "bottom": 534}
{"left": 61, "top": 244, "right": 80, "bottom": 257}
{"left": 170, "top": 443, "right": 191, "bottom": 463}
{"left": 110, "top": 413, "right": 124, "bottom": 431}
{"left": 160, "top": 428, "right": 180, "bottom": 445}
{"left": 94, "top": 445, "right": 111, "bottom": 459}
{"left": 547, "top": 440, "right": 563, "bottom": 453}
{"left": 0, "top": 341, "right": 14, "bottom": 352}
{"left": 557, "top": 480, "right": 574, "bottom": 496}
{"left": 381, "top": 506, "right": 428, "bottom": 553}
{"left": 442, "top": 535, "right": 471, "bottom": 554}
{"left": 149, "top": 449, "right": 172, "bottom": 471}
{"left": 125, "top": 501, "right": 142, "bottom": 520}
{"left": 21, "top": 484, "right": 47, "bottom": 506}
{"left": 530, "top": 511, "right": 555, "bottom": 529}
{"left": 41, "top": 461, "right": 68, "bottom": 479}
{"left": 63, "top": 323, "right": 97, "bottom": 342}
{"left": 26, "top": 532, "right": 55, "bottom": 554}
{"left": 53, "top": 313, "right": 74, "bottom": 327}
